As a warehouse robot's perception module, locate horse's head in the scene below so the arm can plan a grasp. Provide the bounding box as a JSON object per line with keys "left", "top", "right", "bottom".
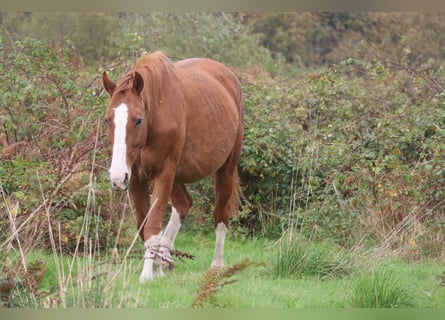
{"left": 102, "top": 71, "right": 148, "bottom": 191}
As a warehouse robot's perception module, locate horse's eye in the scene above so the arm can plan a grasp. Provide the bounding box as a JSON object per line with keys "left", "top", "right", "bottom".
{"left": 104, "top": 117, "right": 109, "bottom": 126}
{"left": 135, "top": 118, "right": 142, "bottom": 126}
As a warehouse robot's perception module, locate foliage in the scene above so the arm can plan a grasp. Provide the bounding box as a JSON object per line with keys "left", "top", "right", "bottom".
{"left": 242, "top": 12, "right": 445, "bottom": 68}
{"left": 136, "top": 13, "right": 279, "bottom": 70}
{"left": 293, "top": 45, "right": 445, "bottom": 252}
{"left": 0, "top": 13, "right": 121, "bottom": 67}
{"left": 5, "top": 13, "right": 444, "bottom": 71}
{"left": 235, "top": 39, "right": 445, "bottom": 257}
{"left": 1, "top": 13, "right": 278, "bottom": 70}
{"left": 0, "top": 32, "right": 123, "bottom": 252}
{"left": 237, "top": 80, "right": 298, "bottom": 236}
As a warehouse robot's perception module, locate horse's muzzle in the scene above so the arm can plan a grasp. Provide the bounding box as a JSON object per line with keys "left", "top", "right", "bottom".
{"left": 110, "top": 172, "right": 129, "bottom": 191}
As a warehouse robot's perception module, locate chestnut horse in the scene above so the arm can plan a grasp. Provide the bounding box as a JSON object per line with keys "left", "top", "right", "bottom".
{"left": 102, "top": 51, "right": 244, "bottom": 282}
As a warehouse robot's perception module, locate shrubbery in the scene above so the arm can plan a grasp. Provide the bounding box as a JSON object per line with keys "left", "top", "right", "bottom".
{"left": 292, "top": 47, "right": 445, "bottom": 254}
{"left": 0, "top": 34, "right": 115, "bottom": 251}
{"left": 235, "top": 41, "right": 444, "bottom": 257}
{"left": 242, "top": 12, "right": 445, "bottom": 68}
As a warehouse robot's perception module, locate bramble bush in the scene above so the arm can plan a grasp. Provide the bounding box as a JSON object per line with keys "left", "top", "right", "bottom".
{"left": 0, "top": 33, "right": 122, "bottom": 252}
{"left": 279, "top": 44, "right": 445, "bottom": 256}
{"left": 231, "top": 42, "right": 444, "bottom": 259}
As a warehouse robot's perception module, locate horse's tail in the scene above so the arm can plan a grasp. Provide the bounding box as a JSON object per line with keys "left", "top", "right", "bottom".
{"left": 229, "top": 85, "right": 244, "bottom": 218}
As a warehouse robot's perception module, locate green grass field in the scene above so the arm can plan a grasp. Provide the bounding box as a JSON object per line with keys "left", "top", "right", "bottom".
{"left": 6, "top": 230, "right": 444, "bottom": 308}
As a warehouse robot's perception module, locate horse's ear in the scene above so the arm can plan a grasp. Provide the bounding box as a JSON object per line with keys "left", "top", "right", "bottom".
{"left": 102, "top": 71, "right": 116, "bottom": 96}
{"left": 133, "top": 71, "right": 144, "bottom": 95}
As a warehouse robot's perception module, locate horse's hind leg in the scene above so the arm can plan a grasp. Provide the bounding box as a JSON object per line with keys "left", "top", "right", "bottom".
{"left": 211, "top": 159, "right": 240, "bottom": 269}
{"left": 158, "top": 184, "right": 192, "bottom": 268}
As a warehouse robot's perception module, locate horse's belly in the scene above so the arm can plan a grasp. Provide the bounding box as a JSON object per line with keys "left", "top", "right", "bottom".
{"left": 173, "top": 63, "right": 241, "bottom": 183}
{"left": 174, "top": 128, "right": 237, "bottom": 183}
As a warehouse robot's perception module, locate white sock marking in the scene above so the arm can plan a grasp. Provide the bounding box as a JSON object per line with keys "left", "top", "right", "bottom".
{"left": 160, "top": 207, "right": 182, "bottom": 250}
{"left": 139, "top": 231, "right": 162, "bottom": 283}
{"left": 211, "top": 222, "right": 227, "bottom": 268}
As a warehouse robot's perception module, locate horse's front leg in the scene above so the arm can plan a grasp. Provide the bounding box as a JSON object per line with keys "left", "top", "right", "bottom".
{"left": 139, "top": 168, "right": 175, "bottom": 283}
{"left": 158, "top": 184, "right": 193, "bottom": 270}
{"left": 128, "top": 175, "right": 158, "bottom": 282}
{"left": 128, "top": 175, "right": 150, "bottom": 241}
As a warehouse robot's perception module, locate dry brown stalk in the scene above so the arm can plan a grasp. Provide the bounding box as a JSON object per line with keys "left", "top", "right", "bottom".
{"left": 192, "top": 258, "right": 264, "bottom": 308}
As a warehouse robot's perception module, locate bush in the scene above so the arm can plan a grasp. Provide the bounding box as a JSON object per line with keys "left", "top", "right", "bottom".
{"left": 138, "top": 13, "right": 278, "bottom": 69}
{"left": 278, "top": 44, "right": 445, "bottom": 253}
{"left": 237, "top": 81, "right": 298, "bottom": 235}
{"left": 1, "top": 13, "right": 124, "bottom": 67}
{"left": 231, "top": 43, "right": 444, "bottom": 253}
{"left": 243, "top": 13, "right": 445, "bottom": 68}
{"left": 1, "top": 13, "right": 280, "bottom": 71}
{"left": 0, "top": 33, "right": 124, "bottom": 252}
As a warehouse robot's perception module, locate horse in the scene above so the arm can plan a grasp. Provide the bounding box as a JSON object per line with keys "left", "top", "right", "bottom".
{"left": 102, "top": 51, "right": 244, "bottom": 282}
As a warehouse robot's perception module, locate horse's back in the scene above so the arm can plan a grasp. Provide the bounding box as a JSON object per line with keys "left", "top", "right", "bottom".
{"left": 176, "top": 58, "right": 242, "bottom": 105}
{"left": 175, "top": 57, "right": 242, "bottom": 126}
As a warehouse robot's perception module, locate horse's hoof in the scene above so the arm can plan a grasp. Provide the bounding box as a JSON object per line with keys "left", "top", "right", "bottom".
{"left": 164, "top": 261, "right": 175, "bottom": 271}
{"left": 210, "top": 262, "right": 226, "bottom": 270}
{"left": 139, "top": 272, "right": 154, "bottom": 283}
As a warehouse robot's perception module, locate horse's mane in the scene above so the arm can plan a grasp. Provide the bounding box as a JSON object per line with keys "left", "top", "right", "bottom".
{"left": 114, "top": 51, "right": 176, "bottom": 122}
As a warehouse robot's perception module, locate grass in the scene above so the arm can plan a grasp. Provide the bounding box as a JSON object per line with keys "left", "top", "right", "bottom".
{"left": 272, "top": 231, "right": 353, "bottom": 279}
{"left": 351, "top": 265, "right": 428, "bottom": 307}
{"left": 1, "top": 169, "right": 444, "bottom": 308}
{"left": 2, "top": 229, "right": 445, "bottom": 308}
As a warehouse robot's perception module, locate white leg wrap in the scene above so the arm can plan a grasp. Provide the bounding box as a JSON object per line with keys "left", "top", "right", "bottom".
{"left": 139, "top": 208, "right": 184, "bottom": 282}
{"left": 139, "top": 232, "right": 162, "bottom": 283}
{"left": 211, "top": 222, "right": 227, "bottom": 269}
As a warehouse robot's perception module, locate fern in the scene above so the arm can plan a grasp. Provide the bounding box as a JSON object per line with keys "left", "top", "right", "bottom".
{"left": 192, "top": 259, "right": 264, "bottom": 308}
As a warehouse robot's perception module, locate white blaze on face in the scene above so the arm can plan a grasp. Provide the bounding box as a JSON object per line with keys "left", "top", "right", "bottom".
{"left": 109, "top": 103, "right": 131, "bottom": 190}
